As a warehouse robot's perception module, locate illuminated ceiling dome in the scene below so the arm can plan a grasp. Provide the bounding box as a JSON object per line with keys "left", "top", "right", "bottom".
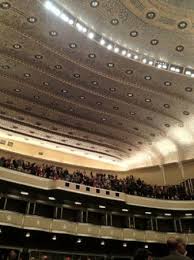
{"left": 0, "top": 0, "right": 194, "bottom": 170}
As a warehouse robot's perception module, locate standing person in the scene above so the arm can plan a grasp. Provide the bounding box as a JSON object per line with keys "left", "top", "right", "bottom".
{"left": 134, "top": 248, "right": 153, "bottom": 260}
{"left": 162, "top": 237, "right": 191, "bottom": 260}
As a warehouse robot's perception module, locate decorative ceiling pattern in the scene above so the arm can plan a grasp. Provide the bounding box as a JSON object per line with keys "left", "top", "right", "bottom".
{"left": 0, "top": 0, "right": 194, "bottom": 170}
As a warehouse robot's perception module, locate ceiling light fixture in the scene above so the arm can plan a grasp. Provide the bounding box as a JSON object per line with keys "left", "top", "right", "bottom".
{"left": 123, "top": 242, "right": 127, "bottom": 248}
{"left": 48, "top": 196, "right": 55, "bottom": 201}
{"left": 52, "top": 235, "right": 57, "bottom": 240}
{"left": 145, "top": 211, "right": 152, "bottom": 215}
{"left": 114, "top": 47, "right": 119, "bottom": 53}
{"left": 25, "top": 232, "right": 31, "bottom": 238}
{"left": 44, "top": 1, "right": 61, "bottom": 16}
{"left": 107, "top": 44, "right": 113, "bottom": 50}
{"left": 101, "top": 240, "right": 105, "bottom": 246}
{"left": 20, "top": 191, "right": 29, "bottom": 196}
{"left": 44, "top": 0, "right": 192, "bottom": 78}
{"left": 99, "top": 205, "right": 106, "bottom": 209}
{"left": 185, "top": 213, "right": 192, "bottom": 216}
{"left": 122, "top": 209, "right": 128, "bottom": 212}
{"left": 75, "top": 201, "right": 82, "bottom": 205}
{"left": 100, "top": 38, "right": 105, "bottom": 45}
{"left": 77, "top": 238, "right": 82, "bottom": 243}
{"left": 88, "top": 32, "right": 94, "bottom": 39}
{"left": 164, "top": 213, "right": 172, "bottom": 216}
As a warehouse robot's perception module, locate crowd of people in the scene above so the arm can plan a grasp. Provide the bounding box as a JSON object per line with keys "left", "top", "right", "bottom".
{"left": 0, "top": 156, "right": 193, "bottom": 200}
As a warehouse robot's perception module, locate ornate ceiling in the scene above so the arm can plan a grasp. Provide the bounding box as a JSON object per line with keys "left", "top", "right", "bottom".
{"left": 0, "top": 0, "right": 194, "bottom": 170}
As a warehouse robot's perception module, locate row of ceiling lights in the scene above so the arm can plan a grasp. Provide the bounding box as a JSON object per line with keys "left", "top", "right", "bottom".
{"left": 24, "top": 231, "right": 149, "bottom": 247}
{"left": 44, "top": 1, "right": 194, "bottom": 78}
{"left": 20, "top": 191, "right": 193, "bottom": 216}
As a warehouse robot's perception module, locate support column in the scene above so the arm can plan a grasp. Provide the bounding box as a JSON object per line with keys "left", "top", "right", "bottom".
{"left": 178, "top": 161, "right": 185, "bottom": 179}
{"left": 159, "top": 165, "right": 166, "bottom": 185}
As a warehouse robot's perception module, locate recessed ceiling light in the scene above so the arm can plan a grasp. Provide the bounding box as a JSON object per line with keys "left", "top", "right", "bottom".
{"left": 164, "top": 213, "right": 172, "bottom": 216}
{"left": 127, "top": 93, "right": 133, "bottom": 97}
{"left": 107, "top": 44, "right": 113, "bottom": 50}
{"left": 20, "top": 191, "right": 29, "bottom": 196}
{"left": 49, "top": 31, "right": 58, "bottom": 37}
{"left": 146, "top": 11, "right": 156, "bottom": 19}
{"left": 69, "top": 43, "right": 77, "bottom": 48}
{"left": 90, "top": 1, "right": 99, "bottom": 7}
{"left": 101, "top": 118, "right": 106, "bottom": 121}
{"left": 13, "top": 44, "right": 22, "bottom": 49}
{"left": 127, "top": 52, "right": 132, "bottom": 58}
{"left": 35, "top": 55, "right": 43, "bottom": 59}
{"left": 164, "top": 81, "right": 171, "bottom": 86}
{"left": 133, "top": 55, "right": 139, "bottom": 60}
{"left": 100, "top": 38, "right": 106, "bottom": 45}
{"left": 24, "top": 73, "right": 31, "bottom": 77}
{"left": 145, "top": 211, "right": 152, "bottom": 215}
{"left": 96, "top": 101, "right": 102, "bottom": 105}
{"left": 107, "top": 63, "right": 114, "bottom": 68}
{"left": 80, "top": 96, "right": 85, "bottom": 99}
{"left": 109, "top": 87, "right": 116, "bottom": 92}
{"left": 111, "top": 18, "right": 119, "bottom": 25}
{"left": 150, "top": 39, "right": 159, "bottom": 45}
{"left": 123, "top": 242, "right": 127, "bottom": 248}
{"left": 144, "top": 75, "right": 151, "bottom": 80}
{"left": 88, "top": 53, "right": 96, "bottom": 58}
{"left": 164, "top": 123, "right": 170, "bottom": 128}
{"left": 73, "top": 73, "right": 80, "bottom": 78}
{"left": 43, "top": 82, "right": 49, "bottom": 86}
{"left": 77, "top": 238, "right": 82, "bottom": 243}
{"left": 176, "top": 45, "right": 184, "bottom": 52}
{"left": 178, "top": 21, "right": 187, "bottom": 29}
{"left": 121, "top": 49, "right": 127, "bottom": 56}
{"left": 91, "top": 81, "right": 98, "bottom": 85}
{"left": 114, "top": 47, "right": 120, "bottom": 53}
{"left": 75, "top": 201, "right": 82, "bottom": 205}
{"left": 164, "top": 104, "right": 170, "bottom": 108}
{"left": 52, "top": 235, "right": 57, "bottom": 241}
{"left": 48, "top": 196, "right": 55, "bottom": 201}
{"left": 144, "top": 245, "right": 149, "bottom": 249}
{"left": 122, "top": 209, "right": 128, "bottom": 212}
{"left": 101, "top": 241, "right": 105, "bottom": 246}
{"left": 130, "top": 112, "right": 136, "bottom": 115}
{"left": 185, "top": 213, "right": 192, "bottom": 216}
{"left": 25, "top": 232, "right": 31, "bottom": 238}
{"left": 99, "top": 205, "right": 106, "bottom": 209}
{"left": 125, "top": 69, "right": 133, "bottom": 74}
{"left": 145, "top": 98, "right": 151, "bottom": 102}
{"left": 183, "top": 111, "right": 189, "bottom": 115}
{"left": 27, "top": 17, "right": 37, "bottom": 23}
{"left": 14, "top": 89, "right": 21, "bottom": 92}
{"left": 88, "top": 32, "right": 95, "bottom": 39}
{"left": 55, "top": 65, "right": 62, "bottom": 69}
{"left": 0, "top": 2, "right": 11, "bottom": 9}
{"left": 61, "top": 89, "right": 68, "bottom": 93}
{"left": 185, "top": 87, "right": 192, "bottom": 92}
{"left": 130, "top": 31, "right": 138, "bottom": 37}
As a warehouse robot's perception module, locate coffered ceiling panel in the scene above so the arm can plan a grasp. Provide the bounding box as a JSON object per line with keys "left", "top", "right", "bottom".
{"left": 0, "top": 0, "right": 194, "bottom": 170}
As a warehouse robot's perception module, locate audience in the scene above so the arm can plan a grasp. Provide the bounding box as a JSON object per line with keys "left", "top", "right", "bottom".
{"left": 0, "top": 156, "right": 193, "bottom": 200}
{"left": 134, "top": 249, "right": 152, "bottom": 260}
{"left": 162, "top": 237, "right": 191, "bottom": 260}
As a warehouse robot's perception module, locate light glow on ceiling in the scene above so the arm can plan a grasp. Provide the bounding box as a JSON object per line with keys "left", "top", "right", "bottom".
{"left": 43, "top": 0, "right": 194, "bottom": 77}
{"left": 168, "top": 127, "right": 193, "bottom": 145}
{"left": 154, "top": 139, "right": 177, "bottom": 156}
